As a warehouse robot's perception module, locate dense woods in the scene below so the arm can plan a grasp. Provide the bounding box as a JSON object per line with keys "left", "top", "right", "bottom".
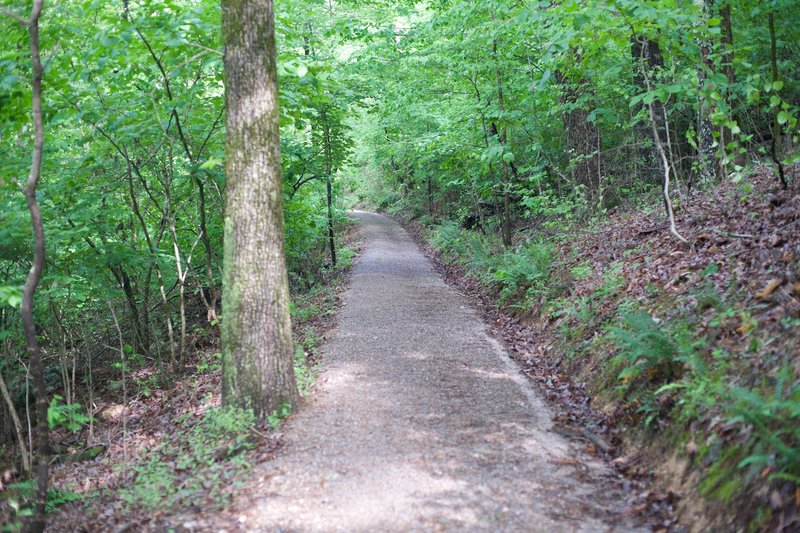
{"left": 0, "top": 0, "right": 798, "bottom": 530}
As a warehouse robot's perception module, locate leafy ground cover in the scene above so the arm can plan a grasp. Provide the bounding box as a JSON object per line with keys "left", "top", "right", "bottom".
{"left": 402, "top": 167, "right": 800, "bottom": 531}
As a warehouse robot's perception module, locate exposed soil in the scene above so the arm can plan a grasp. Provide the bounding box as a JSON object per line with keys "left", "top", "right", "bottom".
{"left": 173, "top": 211, "right": 645, "bottom": 532}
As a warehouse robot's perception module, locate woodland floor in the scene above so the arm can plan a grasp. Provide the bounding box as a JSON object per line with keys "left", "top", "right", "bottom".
{"left": 172, "top": 211, "right": 643, "bottom": 532}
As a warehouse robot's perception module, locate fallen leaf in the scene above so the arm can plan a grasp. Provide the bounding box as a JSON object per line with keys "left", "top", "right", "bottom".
{"left": 770, "top": 489, "right": 783, "bottom": 509}
{"left": 755, "top": 278, "right": 785, "bottom": 300}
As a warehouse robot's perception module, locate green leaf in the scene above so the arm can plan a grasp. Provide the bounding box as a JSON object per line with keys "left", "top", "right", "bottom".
{"left": 772, "top": 80, "right": 784, "bottom": 91}
{"left": 199, "top": 158, "right": 223, "bottom": 170}
{"left": 572, "top": 13, "right": 590, "bottom": 29}
{"left": 0, "top": 286, "right": 23, "bottom": 309}
{"left": 777, "top": 111, "right": 790, "bottom": 125}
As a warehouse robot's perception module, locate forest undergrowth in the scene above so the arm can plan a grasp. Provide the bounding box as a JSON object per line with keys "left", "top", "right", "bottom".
{"left": 0, "top": 223, "right": 362, "bottom": 532}
{"left": 397, "top": 167, "right": 799, "bottom": 532}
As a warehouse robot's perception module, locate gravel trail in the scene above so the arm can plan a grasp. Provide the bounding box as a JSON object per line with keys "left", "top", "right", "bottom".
{"left": 241, "top": 211, "right": 639, "bottom": 532}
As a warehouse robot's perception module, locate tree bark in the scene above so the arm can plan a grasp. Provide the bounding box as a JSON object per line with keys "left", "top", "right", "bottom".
{"left": 9, "top": 1, "right": 49, "bottom": 531}
{"left": 326, "top": 179, "right": 337, "bottom": 267}
{"left": 221, "top": 0, "right": 299, "bottom": 420}
{"left": 125, "top": 156, "right": 176, "bottom": 368}
{"left": 639, "top": 52, "right": 689, "bottom": 244}
{"left": 0, "top": 366, "right": 30, "bottom": 474}
{"left": 322, "top": 111, "right": 337, "bottom": 267}
{"left": 768, "top": 11, "right": 787, "bottom": 189}
{"left": 632, "top": 37, "right": 665, "bottom": 181}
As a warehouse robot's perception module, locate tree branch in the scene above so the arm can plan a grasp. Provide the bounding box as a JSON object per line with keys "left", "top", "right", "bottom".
{"left": 0, "top": 6, "right": 30, "bottom": 25}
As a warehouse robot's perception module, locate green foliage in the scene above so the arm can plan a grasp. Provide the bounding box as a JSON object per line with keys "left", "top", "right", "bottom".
{"left": 1, "top": 0, "right": 799, "bottom": 526}
{"left": 196, "top": 352, "right": 222, "bottom": 374}
{"left": 267, "top": 402, "right": 293, "bottom": 430}
{"left": 728, "top": 368, "right": 800, "bottom": 485}
{"left": 2, "top": 480, "right": 81, "bottom": 525}
{"left": 120, "top": 406, "right": 256, "bottom": 511}
{"left": 47, "top": 395, "right": 92, "bottom": 432}
{"left": 0, "top": 285, "right": 22, "bottom": 309}
{"left": 494, "top": 240, "right": 554, "bottom": 302}
{"left": 430, "top": 222, "right": 554, "bottom": 305}
{"left": 570, "top": 262, "right": 593, "bottom": 281}
{"left": 609, "top": 312, "right": 684, "bottom": 387}
{"left": 294, "top": 344, "right": 315, "bottom": 395}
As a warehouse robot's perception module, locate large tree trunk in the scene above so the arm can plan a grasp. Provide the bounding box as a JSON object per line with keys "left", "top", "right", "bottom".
{"left": 221, "top": 0, "right": 299, "bottom": 420}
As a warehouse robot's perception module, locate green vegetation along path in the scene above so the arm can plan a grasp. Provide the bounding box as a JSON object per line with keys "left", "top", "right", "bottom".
{"left": 237, "top": 212, "right": 640, "bottom": 532}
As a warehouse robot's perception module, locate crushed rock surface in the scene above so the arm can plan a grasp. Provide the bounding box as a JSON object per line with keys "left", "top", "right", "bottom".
{"left": 231, "top": 212, "right": 642, "bottom": 532}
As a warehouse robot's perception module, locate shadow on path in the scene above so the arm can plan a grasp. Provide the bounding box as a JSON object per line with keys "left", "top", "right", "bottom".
{"left": 239, "top": 211, "right": 641, "bottom": 532}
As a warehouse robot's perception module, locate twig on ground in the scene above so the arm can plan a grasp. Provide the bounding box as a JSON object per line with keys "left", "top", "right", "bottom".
{"left": 707, "top": 228, "right": 755, "bottom": 239}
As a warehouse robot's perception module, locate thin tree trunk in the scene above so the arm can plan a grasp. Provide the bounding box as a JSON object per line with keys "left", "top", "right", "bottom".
{"left": 169, "top": 221, "right": 188, "bottom": 365}
{"left": 427, "top": 176, "right": 433, "bottom": 218}
{"left": 196, "top": 179, "right": 219, "bottom": 323}
{"left": 639, "top": 45, "right": 689, "bottom": 244}
{"left": 221, "top": 0, "right": 299, "bottom": 420}
{"left": 719, "top": 2, "right": 738, "bottom": 167}
{"left": 125, "top": 157, "right": 176, "bottom": 367}
{"left": 0, "top": 366, "right": 30, "bottom": 474}
{"left": 326, "top": 179, "right": 337, "bottom": 267}
{"left": 632, "top": 37, "right": 664, "bottom": 181}
{"left": 768, "top": 11, "right": 788, "bottom": 189}
{"left": 323, "top": 115, "right": 337, "bottom": 267}
{"left": 696, "top": 0, "right": 718, "bottom": 183}
{"left": 493, "top": 39, "right": 512, "bottom": 248}
{"left": 8, "top": 2, "right": 49, "bottom": 530}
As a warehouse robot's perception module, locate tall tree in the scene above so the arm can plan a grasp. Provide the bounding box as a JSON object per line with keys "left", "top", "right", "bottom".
{"left": 221, "top": 0, "right": 299, "bottom": 420}
{"left": 1, "top": 1, "right": 50, "bottom": 530}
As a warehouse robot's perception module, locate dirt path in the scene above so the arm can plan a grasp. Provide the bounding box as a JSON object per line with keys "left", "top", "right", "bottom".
{"left": 237, "top": 212, "right": 640, "bottom": 532}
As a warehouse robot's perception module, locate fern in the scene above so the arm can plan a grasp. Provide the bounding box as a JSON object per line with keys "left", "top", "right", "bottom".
{"left": 609, "top": 311, "right": 679, "bottom": 381}
{"left": 727, "top": 368, "right": 800, "bottom": 484}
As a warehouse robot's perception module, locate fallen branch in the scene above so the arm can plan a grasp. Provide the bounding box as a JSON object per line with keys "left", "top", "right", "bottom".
{"left": 708, "top": 228, "right": 755, "bottom": 240}
{"left": 553, "top": 424, "right": 613, "bottom": 453}
{"left": 637, "top": 225, "right": 669, "bottom": 236}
